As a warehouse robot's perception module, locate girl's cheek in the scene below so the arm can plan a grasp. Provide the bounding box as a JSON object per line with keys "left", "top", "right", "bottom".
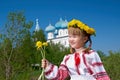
{"left": 68, "top": 39, "right": 71, "bottom": 43}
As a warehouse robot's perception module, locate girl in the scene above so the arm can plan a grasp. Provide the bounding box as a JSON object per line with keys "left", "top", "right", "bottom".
{"left": 41, "top": 19, "right": 110, "bottom": 80}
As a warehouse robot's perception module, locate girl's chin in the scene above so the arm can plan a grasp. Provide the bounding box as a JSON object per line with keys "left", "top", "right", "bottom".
{"left": 71, "top": 46, "right": 76, "bottom": 48}
{"left": 71, "top": 45, "right": 80, "bottom": 49}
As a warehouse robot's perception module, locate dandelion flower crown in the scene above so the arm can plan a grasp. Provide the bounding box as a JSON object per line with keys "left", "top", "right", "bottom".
{"left": 68, "top": 19, "right": 96, "bottom": 36}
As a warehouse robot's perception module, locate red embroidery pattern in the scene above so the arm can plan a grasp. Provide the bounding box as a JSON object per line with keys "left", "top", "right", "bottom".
{"left": 82, "top": 53, "right": 93, "bottom": 74}
{"left": 92, "top": 62, "right": 103, "bottom": 67}
{"left": 45, "top": 65, "right": 54, "bottom": 75}
{"left": 74, "top": 53, "right": 80, "bottom": 75}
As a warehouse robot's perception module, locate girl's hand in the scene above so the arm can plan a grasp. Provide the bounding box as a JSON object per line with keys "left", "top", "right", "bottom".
{"left": 41, "top": 59, "right": 50, "bottom": 69}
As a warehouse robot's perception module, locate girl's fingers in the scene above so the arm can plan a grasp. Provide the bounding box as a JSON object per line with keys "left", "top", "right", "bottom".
{"left": 41, "top": 59, "right": 49, "bottom": 68}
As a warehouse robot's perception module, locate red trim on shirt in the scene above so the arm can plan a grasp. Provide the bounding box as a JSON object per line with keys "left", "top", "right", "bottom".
{"left": 50, "top": 64, "right": 69, "bottom": 80}
{"left": 92, "top": 62, "right": 103, "bottom": 67}
{"left": 45, "top": 64, "right": 54, "bottom": 75}
{"left": 94, "top": 72, "right": 110, "bottom": 80}
{"left": 82, "top": 53, "right": 93, "bottom": 75}
{"left": 60, "top": 64, "right": 69, "bottom": 71}
{"left": 64, "top": 56, "right": 70, "bottom": 65}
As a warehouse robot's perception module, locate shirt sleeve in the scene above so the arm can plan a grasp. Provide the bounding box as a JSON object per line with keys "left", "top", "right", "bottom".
{"left": 91, "top": 51, "right": 110, "bottom": 80}
{"left": 44, "top": 55, "right": 69, "bottom": 80}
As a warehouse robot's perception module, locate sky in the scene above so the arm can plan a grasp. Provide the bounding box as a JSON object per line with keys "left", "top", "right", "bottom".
{"left": 0, "top": 0, "right": 120, "bottom": 54}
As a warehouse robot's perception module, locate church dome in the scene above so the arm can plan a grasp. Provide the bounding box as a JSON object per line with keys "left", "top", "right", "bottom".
{"left": 55, "top": 18, "right": 68, "bottom": 29}
{"left": 61, "top": 19, "right": 68, "bottom": 28}
{"left": 45, "top": 24, "right": 55, "bottom": 32}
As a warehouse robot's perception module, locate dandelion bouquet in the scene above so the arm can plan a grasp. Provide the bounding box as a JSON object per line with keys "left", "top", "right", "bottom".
{"left": 36, "top": 41, "right": 48, "bottom": 80}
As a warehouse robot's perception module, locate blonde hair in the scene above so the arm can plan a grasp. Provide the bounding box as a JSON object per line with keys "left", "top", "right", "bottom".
{"left": 68, "top": 27, "right": 92, "bottom": 53}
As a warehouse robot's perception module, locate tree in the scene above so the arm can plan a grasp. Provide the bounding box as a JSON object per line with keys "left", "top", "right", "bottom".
{"left": 97, "top": 50, "right": 106, "bottom": 58}
{"left": 104, "top": 51, "right": 120, "bottom": 80}
{"left": 0, "top": 11, "right": 33, "bottom": 80}
{"left": 32, "top": 29, "right": 46, "bottom": 42}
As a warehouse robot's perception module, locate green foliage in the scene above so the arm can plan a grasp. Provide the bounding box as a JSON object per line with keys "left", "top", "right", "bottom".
{"left": 0, "top": 11, "right": 34, "bottom": 80}
{"left": 103, "top": 51, "right": 120, "bottom": 80}
{"left": 97, "top": 50, "right": 106, "bottom": 57}
{"left": 32, "top": 29, "right": 46, "bottom": 42}
{"left": 46, "top": 42, "right": 70, "bottom": 66}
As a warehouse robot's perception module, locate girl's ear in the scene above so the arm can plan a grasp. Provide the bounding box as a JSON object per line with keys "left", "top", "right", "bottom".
{"left": 83, "top": 36, "right": 88, "bottom": 43}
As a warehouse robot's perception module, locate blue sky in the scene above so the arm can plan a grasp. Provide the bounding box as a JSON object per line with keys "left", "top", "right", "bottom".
{"left": 0, "top": 0, "right": 120, "bottom": 54}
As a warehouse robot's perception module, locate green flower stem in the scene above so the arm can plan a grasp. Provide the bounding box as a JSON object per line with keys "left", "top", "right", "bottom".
{"left": 40, "top": 47, "right": 46, "bottom": 58}
{"left": 43, "top": 46, "right": 46, "bottom": 58}
{"left": 38, "top": 68, "right": 45, "bottom": 80}
{"left": 38, "top": 47, "right": 46, "bottom": 80}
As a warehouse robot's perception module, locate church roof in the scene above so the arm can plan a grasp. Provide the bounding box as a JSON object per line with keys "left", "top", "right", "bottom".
{"left": 55, "top": 18, "right": 68, "bottom": 29}
{"left": 35, "top": 19, "right": 40, "bottom": 31}
{"left": 61, "top": 19, "right": 68, "bottom": 28}
{"left": 45, "top": 23, "right": 55, "bottom": 32}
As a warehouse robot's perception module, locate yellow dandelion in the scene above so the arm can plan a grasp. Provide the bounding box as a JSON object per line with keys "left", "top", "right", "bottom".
{"left": 42, "top": 42, "right": 48, "bottom": 46}
{"left": 83, "top": 25, "right": 89, "bottom": 32}
{"left": 87, "top": 28, "right": 96, "bottom": 35}
{"left": 68, "top": 19, "right": 76, "bottom": 27}
{"left": 36, "top": 41, "right": 42, "bottom": 50}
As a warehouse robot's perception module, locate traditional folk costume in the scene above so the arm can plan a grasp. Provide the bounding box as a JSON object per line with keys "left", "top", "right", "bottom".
{"left": 44, "top": 50, "right": 110, "bottom": 80}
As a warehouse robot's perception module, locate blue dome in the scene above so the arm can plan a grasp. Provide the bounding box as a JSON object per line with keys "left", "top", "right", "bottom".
{"left": 45, "top": 24, "right": 55, "bottom": 32}
{"left": 55, "top": 18, "right": 67, "bottom": 29}
{"left": 61, "top": 19, "right": 68, "bottom": 28}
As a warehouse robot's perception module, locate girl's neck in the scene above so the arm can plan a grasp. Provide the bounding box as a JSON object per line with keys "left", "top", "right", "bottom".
{"left": 75, "top": 47, "right": 85, "bottom": 53}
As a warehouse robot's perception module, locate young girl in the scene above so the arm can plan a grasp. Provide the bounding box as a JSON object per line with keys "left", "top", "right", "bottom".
{"left": 41, "top": 19, "right": 110, "bottom": 80}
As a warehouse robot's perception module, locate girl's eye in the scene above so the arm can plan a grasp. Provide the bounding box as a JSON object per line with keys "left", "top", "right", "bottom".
{"left": 73, "top": 35, "right": 77, "bottom": 38}
{"left": 68, "top": 35, "right": 77, "bottom": 38}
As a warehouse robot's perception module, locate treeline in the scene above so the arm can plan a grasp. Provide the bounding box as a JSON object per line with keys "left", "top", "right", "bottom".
{"left": 100, "top": 51, "right": 120, "bottom": 80}
{"left": 0, "top": 11, "right": 120, "bottom": 80}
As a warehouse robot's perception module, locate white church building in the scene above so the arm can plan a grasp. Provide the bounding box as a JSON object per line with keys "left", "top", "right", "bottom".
{"left": 35, "top": 18, "right": 69, "bottom": 47}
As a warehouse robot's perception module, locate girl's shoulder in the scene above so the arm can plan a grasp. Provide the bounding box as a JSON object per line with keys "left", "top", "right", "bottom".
{"left": 63, "top": 53, "right": 75, "bottom": 59}
{"left": 64, "top": 53, "right": 74, "bottom": 58}
{"left": 88, "top": 49, "right": 96, "bottom": 54}
{"left": 85, "top": 49, "right": 100, "bottom": 58}
{"left": 84, "top": 49, "right": 97, "bottom": 54}
{"left": 61, "top": 53, "right": 73, "bottom": 63}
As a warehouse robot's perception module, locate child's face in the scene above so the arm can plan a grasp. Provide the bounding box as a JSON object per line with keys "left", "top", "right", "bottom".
{"left": 68, "top": 34, "right": 86, "bottom": 49}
